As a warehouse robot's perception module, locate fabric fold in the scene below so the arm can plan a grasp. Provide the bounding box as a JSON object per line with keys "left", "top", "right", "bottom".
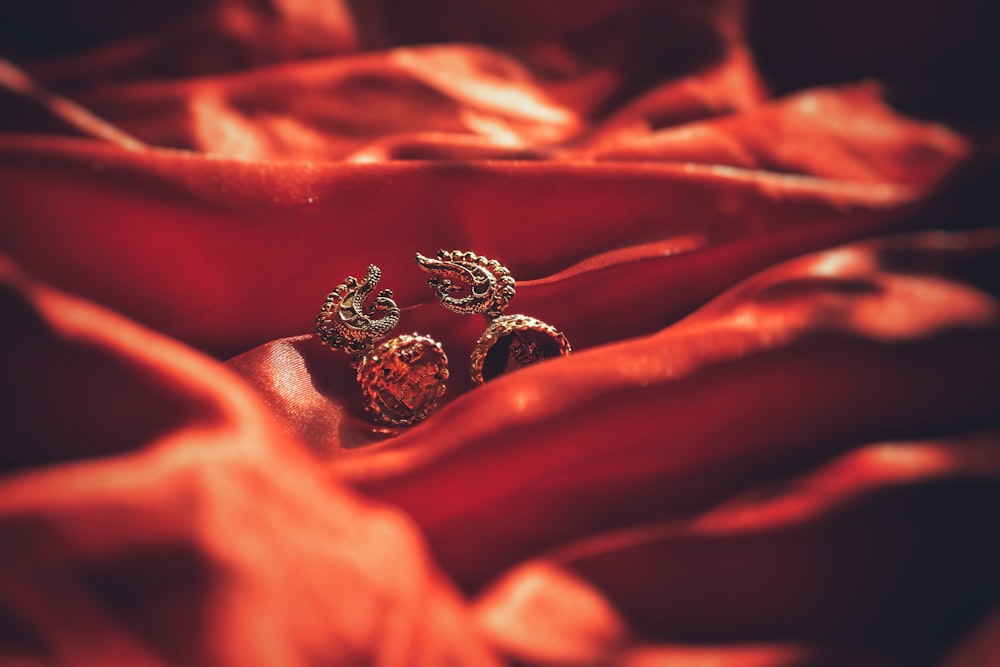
{"left": 2, "top": 1, "right": 999, "bottom": 664}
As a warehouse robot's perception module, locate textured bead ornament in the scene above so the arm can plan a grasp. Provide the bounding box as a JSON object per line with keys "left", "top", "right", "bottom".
{"left": 473, "top": 314, "right": 571, "bottom": 383}
{"left": 358, "top": 334, "right": 449, "bottom": 426}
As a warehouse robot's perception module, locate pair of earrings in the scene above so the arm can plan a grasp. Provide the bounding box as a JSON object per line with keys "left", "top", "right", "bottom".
{"left": 316, "top": 250, "right": 571, "bottom": 426}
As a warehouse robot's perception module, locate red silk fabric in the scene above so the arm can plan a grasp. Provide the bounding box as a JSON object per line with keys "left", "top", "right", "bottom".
{"left": 2, "top": 1, "right": 1000, "bottom": 665}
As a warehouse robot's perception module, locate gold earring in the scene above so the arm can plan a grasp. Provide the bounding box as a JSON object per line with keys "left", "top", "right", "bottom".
{"left": 415, "top": 250, "right": 570, "bottom": 384}
{"left": 317, "top": 265, "right": 448, "bottom": 426}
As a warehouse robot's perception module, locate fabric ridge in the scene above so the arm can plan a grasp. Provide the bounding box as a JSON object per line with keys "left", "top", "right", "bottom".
{"left": 1, "top": 1, "right": 999, "bottom": 665}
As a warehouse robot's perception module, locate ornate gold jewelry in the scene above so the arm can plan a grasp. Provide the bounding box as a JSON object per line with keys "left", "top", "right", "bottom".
{"left": 317, "top": 265, "right": 448, "bottom": 426}
{"left": 415, "top": 250, "right": 570, "bottom": 384}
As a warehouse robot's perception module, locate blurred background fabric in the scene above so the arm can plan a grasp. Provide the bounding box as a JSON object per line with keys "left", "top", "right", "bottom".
{"left": 1, "top": 1, "right": 999, "bottom": 665}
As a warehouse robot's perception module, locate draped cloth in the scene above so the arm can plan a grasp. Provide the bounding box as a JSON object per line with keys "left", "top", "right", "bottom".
{"left": 2, "top": 1, "right": 999, "bottom": 664}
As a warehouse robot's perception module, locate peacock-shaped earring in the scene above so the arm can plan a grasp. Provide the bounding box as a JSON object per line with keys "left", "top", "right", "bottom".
{"left": 316, "top": 264, "right": 448, "bottom": 426}
{"left": 415, "top": 250, "right": 570, "bottom": 384}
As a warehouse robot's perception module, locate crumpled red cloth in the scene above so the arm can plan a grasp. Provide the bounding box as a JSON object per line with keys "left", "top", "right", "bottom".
{"left": 2, "top": 1, "right": 1000, "bottom": 665}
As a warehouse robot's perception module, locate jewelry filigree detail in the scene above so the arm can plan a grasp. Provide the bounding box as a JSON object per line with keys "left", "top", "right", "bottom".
{"left": 414, "top": 250, "right": 516, "bottom": 320}
{"left": 316, "top": 264, "right": 400, "bottom": 363}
